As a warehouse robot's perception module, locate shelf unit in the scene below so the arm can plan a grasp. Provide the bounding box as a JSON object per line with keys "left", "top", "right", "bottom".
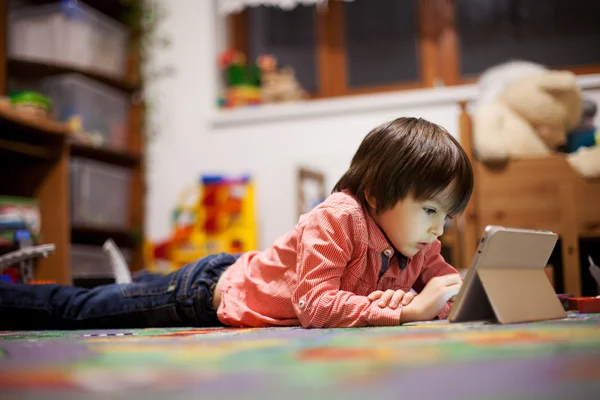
{"left": 0, "top": 0, "right": 146, "bottom": 284}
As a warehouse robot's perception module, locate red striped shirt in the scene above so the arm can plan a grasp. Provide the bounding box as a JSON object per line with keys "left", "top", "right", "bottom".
{"left": 217, "top": 191, "right": 456, "bottom": 328}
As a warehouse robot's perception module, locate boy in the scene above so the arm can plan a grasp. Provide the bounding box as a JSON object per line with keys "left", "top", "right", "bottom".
{"left": 0, "top": 117, "right": 473, "bottom": 330}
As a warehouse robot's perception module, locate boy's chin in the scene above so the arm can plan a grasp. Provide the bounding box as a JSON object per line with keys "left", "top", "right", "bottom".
{"left": 397, "top": 245, "right": 418, "bottom": 258}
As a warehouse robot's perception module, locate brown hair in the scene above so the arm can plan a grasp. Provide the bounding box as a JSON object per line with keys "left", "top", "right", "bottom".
{"left": 333, "top": 117, "right": 473, "bottom": 216}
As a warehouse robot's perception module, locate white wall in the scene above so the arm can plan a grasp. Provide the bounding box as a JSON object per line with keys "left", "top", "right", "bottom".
{"left": 145, "top": 0, "right": 600, "bottom": 251}
{"left": 144, "top": 0, "right": 219, "bottom": 243}
{"left": 211, "top": 103, "right": 462, "bottom": 247}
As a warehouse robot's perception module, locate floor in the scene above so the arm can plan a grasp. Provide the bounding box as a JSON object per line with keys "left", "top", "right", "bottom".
{"left": 1, "top": 313, "right": 599, "bottom": 400}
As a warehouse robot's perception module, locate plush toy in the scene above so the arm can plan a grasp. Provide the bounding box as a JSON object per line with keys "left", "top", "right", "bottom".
{"left": 472, "top": 61, "right": 600, "bottom": 178}
{"left": 258, "top": 55, "right": 307, "bottom": 103}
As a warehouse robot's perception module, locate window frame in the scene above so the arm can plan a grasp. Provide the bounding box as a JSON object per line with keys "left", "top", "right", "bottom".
{"left": 228, "top": 0, "right": 600, "bottom": 99}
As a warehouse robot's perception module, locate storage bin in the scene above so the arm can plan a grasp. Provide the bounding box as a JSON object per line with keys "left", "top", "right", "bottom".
{"left": 41, "top": 73, "right": 129, "bottom": 150}
{"left": 70, "top": 158, "right": 132, "bottom": 229}
{"left": 8, "top": 1, "right": 129, "bottom": 78}
{"left": 71, "top": 244, "right": 131, "bottom": 278}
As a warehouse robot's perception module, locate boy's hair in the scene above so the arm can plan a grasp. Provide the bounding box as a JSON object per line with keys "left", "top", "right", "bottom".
{"left": 333, "top": 117, "right": 473, "bottom": 216}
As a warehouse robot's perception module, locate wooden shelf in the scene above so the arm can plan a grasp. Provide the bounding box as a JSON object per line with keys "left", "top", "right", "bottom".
{"left": 0, "top": 103, "right": 70, "bottom": 136}
{"left": 1, "top": 0, "right": 146, "bottom": 284}
{"left": 0, "top": 104, "right": 69, "bottom": 162}
{"left": 7, "top": 58, "right": 140, "bottom": 93}
{"left": 72, "top": 225, "right": 140, "bottom": 248}
{"left": 0, "top": 103, "right": 141, "bottom": 166}
{"left": 70, "top": 143, "right": 142, "bottom": 167}
{"left": 0, "top": 138, "right": 58, "bottom": 161}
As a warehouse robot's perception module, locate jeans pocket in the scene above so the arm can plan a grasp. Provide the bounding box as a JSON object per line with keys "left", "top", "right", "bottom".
{"left": 120, "top": 273, "right": 177, "bottom": 298}
{"left": 113, "top": 278, "right": 183, "bottom": 327}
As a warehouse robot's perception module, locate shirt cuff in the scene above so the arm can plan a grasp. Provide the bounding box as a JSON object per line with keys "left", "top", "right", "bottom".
{"left": 437, "top": 302, "right": 453, "bottom": 320}
{"left": 367, "top": 302, "right": 403, "bottom": 326}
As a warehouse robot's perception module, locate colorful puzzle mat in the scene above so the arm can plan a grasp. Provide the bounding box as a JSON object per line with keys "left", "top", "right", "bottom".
{"left": 1, "top": 313, "right": 599, "bottom": 399}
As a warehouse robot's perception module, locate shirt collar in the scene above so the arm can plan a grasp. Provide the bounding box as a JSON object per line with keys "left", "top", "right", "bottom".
{"left": 363, "top": 206, "right": 395, "bottom": 255}
{"left": 362, "top": 205, "right": 411, "bottom": 266}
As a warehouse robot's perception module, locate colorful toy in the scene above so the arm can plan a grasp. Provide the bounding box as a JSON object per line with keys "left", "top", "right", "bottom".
{"left": 0, "top": 197, "right": 46, "bottom": 283}
{"left": 217, "top": 50, "right": 308, "bottom": 108}
{"left": 0, "top": 196, "right": 41, "bottom": 243}
{"left": 565, "top": 97, "right": 599, "bottom": 153}
{"left": 148, "top": 174, "right": 258, "bottom": 272}
{"left": 0, "top": 244, "right": 55, "bottom": 283}
{"left": 218, "top": 49, "right": 262, "bottom": 108}
{"left": 9, "top": 91, "right": 52, "bottom": 119}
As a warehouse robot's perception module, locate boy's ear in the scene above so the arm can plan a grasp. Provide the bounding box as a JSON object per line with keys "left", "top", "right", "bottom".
{"left": 366, "top": 193, "right": 377, "bottom": 209}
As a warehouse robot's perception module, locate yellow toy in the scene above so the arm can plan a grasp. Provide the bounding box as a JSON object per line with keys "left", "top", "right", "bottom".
{"left": 148, "top": 174, "right": 258, "bottom": 272}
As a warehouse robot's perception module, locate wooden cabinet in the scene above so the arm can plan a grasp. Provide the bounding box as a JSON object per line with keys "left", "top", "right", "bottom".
{"left": 0, "top": 0, "right": 145, "bottom": 284}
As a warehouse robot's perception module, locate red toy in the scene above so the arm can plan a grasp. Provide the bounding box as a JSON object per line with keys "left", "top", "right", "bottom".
{"left": 563, "top": 256, "right": 600, "bottom": 313}
{"left": 568, "top": 297, "right": 600, "bottom": 313}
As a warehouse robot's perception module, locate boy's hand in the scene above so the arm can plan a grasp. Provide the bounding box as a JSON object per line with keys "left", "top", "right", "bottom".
{"left": 368, "top": 289, "right": 415, "bottom": 309}
{"left": 399, "top": 274, "right": 462, "bottom": 323}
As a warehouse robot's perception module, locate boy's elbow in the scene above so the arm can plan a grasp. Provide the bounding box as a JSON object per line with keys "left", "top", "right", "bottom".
{"left": 294, "top": 299, "right": 332, "bottom": 328}
{"left": 296, "top": 308, "right": 325, "bottom": 329}
{"left": 299, "top": 319, "right": 318, "bottom": 329}
{"left": 293, "top": 290, "right": 352, "bottom": 328}
{"left": 297, "top": 305, "right": 354, "bottom": 328}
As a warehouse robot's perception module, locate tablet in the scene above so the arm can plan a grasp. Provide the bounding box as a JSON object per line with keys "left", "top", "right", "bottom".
{"left": 448, "top": 225, "right": 566, "bottom": 324}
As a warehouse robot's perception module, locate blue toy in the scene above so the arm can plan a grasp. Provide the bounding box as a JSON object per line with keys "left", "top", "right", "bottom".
{"left": 566, "top": 97, "right": 599, "bottom": 153}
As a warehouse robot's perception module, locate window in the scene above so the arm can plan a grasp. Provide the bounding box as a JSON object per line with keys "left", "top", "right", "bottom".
{"left": 456, "top": 0, "right": 600, "bottom": 78}
{"left": 246, "top": 6, "right": 318, "bottom": 92}
{"left": 343, "top": 0, "right": 419, "bottom": 89}
{"left": 229, "top": 0, "right": 600, "bottom": 99}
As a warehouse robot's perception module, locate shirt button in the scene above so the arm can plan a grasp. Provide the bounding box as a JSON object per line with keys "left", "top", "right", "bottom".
{"left": 383, "top": 249, "right": 393, "bottom": 257}
{"left": 298, "top": 299, "right": 306, "bottom": 308}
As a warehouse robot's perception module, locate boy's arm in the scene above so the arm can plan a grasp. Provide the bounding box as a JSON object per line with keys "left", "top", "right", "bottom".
{"left": 412, "top": 240, "right": 460, "bottom": 320}
{"left": 292, "top": 207, "right": 403, "bottom": 328}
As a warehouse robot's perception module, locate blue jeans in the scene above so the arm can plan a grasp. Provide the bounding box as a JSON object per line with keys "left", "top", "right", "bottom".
{"left": 0, "top": 253, "right": 239, "bottom": 330}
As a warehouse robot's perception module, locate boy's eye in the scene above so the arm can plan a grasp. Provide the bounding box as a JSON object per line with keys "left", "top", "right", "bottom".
{"left": 423, "top": 208, "right": 436, "bottom": 215}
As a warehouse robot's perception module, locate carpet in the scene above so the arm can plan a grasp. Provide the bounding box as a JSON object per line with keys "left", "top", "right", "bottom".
{"left": 1, "top": 313, "right": 599, "bottom": 400}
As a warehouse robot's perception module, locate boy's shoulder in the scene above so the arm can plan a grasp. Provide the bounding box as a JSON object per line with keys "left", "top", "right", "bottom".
{"left": 297, "top": 191, "right": 370, "bottom": 247}
{"left": 296, "top": 191, "right": 367, "bottom": 230}
{"left": 307, "top": 191, "right": 367, "bottom": 225}
{"left": 320, "top": 191, "right": 363, "bottom": 213}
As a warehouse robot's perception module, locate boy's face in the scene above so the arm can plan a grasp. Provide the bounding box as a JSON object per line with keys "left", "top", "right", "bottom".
{"left": 368, "top": 189, "right": 451, "bottom": 258}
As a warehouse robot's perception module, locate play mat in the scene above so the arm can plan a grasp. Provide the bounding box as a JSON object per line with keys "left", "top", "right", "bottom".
{"left": 1, "top": 313, "right": 599, "bottom": 399}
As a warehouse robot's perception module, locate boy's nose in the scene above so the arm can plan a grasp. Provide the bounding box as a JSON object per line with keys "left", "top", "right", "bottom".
{"left": 429, "top": 221, "right": 444, "bottom": 237}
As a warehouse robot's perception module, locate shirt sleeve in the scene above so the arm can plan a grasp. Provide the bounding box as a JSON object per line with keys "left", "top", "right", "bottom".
{"left": 412, "top": 239, "right": 460, "bottom": 320}
{"left": 292, "top": 206, "right": 403, "bottom": 328}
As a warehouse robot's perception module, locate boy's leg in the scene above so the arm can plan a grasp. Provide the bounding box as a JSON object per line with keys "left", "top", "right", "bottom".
{"left": 0, "top": 272, "right": 182, "bottom": 330}
{"left": 0, "top": 253, "right": 239, "bottom": 330}
{"left": 132, "top": 269, "right": 166, "bottom": 283}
